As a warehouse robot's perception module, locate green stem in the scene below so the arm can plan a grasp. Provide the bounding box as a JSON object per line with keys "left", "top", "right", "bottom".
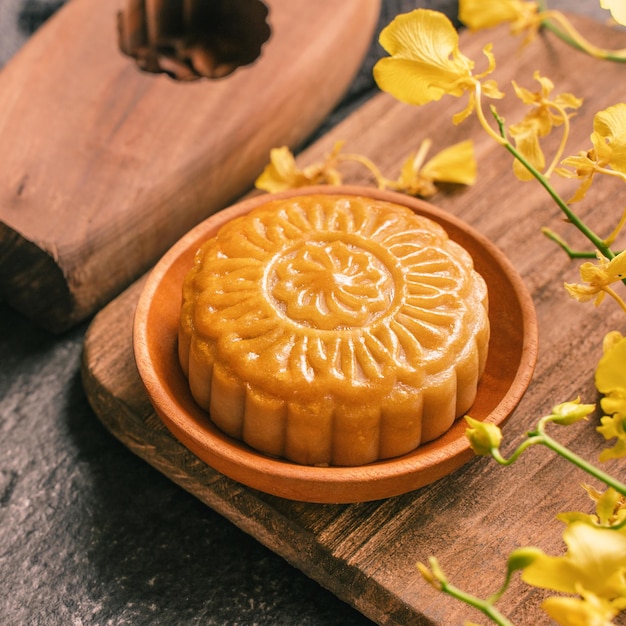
{"left": 537, "top": 10, "right": 626, "bottom": 63}
{"left": 541, "top": 228, "right": 597, "bottom": 259}
{"left": 534, "top": 422, "right": 626, "bottom": 497}
{"left": 491, "top": 437, "right": 544, "bottom": 466}
{"left": 489, "top": 416, "right": 626, "bottom": 497}
{"left": 439, "top": 580, "right": 515, "bottom": 626}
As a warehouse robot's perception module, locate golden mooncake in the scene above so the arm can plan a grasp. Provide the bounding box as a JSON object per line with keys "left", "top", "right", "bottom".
{"left": 178, "top": 194, "right": 490, "bottom": 466}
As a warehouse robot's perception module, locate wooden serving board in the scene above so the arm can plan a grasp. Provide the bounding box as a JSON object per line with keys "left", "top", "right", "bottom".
{"left": 82, "top": 16, "right": 626, "bottom": 625}
{"left": 0, "top": 0, "right": 379, "bottom": 333}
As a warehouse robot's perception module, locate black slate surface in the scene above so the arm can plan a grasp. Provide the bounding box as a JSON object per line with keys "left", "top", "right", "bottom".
{"left": 0, "top": 0, "right": 603, "bottom": 624}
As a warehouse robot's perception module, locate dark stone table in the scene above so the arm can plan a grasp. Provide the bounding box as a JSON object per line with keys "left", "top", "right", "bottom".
{"left": 0, "top": 0, "right": 605, "bottom": 624}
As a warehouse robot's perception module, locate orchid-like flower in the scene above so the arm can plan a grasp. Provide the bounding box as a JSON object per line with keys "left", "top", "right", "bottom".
{"left": 595, "top": 331, "right": 626, "bottom": 461}
{"left": 373, "top": 9, "right": 503, "bottom": 130}
{"left": 391, "top": 139, "right": 477, "bottom": 197}
{"left": 256, "top": 138, "right": 477, "bottom": 199}
{"left": 542, "top": 588, "right": 623, "bottom": 626}
{"left": 459, "top": 0, "right": 540, "bottom": 40}
{"left": 601, "top": 0, "right": 626, "bottom": 26}
{"left": 460, "top": 0, "right": 626, "bottom": 62}
{"left": 558, "top": 485, "right": 626, "bottom": 529}
{"left": 517, "top": 521, "right": 626, "bottom": 601}
{"left": 509, "top": 72, "right": 582, "bottom": 180}
{"left": 558, "top": 103, "right": 626, "bottom": 202}
{"left": 564, "top": 250, "right": 626, "bottom": 313}
{"left": 255, "top": 143, "right": 344, "bottom": 192}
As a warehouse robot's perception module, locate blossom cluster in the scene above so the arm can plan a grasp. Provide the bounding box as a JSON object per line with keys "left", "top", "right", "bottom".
{"left": 367, "top": 1, "right": 626, "bottom": 624}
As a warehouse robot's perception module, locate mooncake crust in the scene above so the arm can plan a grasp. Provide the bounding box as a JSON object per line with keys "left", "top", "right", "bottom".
{"left": 179, "top": 194, "right": 489, "bottom": 466}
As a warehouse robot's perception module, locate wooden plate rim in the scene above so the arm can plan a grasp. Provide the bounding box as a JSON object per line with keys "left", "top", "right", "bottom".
{"left": 133, "top": 185, "right": 538, "bottom": 503}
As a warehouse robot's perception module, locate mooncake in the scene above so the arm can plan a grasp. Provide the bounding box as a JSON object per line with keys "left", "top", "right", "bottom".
{"left": 178, "top": 194, "right": 490, "bottom": 466}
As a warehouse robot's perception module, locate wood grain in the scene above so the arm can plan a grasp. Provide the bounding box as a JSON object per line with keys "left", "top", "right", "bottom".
{"left": 0, "top": 0, "right": 380, "bottom": 332}
{"left": 82, "top": 16, "right": 626, "bottom": 625}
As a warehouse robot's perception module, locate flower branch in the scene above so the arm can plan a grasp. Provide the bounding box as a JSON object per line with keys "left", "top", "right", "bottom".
{"left": 541, "top": 228, "right": 599, "bottom": 259}
{"left": 537, "top": 9, "right": 626, "bottom": 62}
{"left": 466, "top": 401, "right": 626, "bottom": 497}
{"left": 417, "top": 557, "right": 515, "bottom": 626}
{"left": 461, "top": 0, "right": 626, "bottom": 63}
{"left": 489, "top": 109, "right": 615, "bottom": 260}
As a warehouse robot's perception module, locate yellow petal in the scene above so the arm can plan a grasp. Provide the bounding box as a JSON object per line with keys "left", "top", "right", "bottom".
{"left": 594, "top": 104, "right": 626, "bottom": 174}
{"left": 510, "top": 123, "right": 545, "bottom": 180}
{"left": 601, "top": 0, "right": 626, "bottom": 26}
{"left": 597, "top": 413, "right": 626, "bottom": 461}
{"left": 542, "top": 592, "right": 618, "bottom": 626}
{"left": 420, "top": 140, "right": 477, "bottom": 185}
{"left": 521, "top": 522, "right": 626, "bottom": 598}
{"left": 536, "top": 72, "right": 555, "bottom": 97}
{"left": 511, "top": 80, "right": 536, "bottom": 105}
{"left": 452, "top": 91, "right": 477, "bottom": 125}
{"left": 373, "top": 9, "right": 475, "bottom": 105}
{"left": 255, "top": 146, "right": 306, "bottom": 192}
{"left": 459, "top": 0, "right": 536, "bottom": 31}
{"left": 564, "top": 282, "right": 600, "bottom": 303}
{"left": 579, "top": 257, "right": 608, "bottom": 284}
{"left": 595, "top": 333, "right": 626, "bottom": 394}
{"left": 554, "top": 92, "right": 584, "bottom": 111}
{"left": 607, "top": 250, "right": 626, "bottom": 281}
{"left": 603, "top": 330, "right": 625, "bottom": 354}
{"left": 559, "top": 153, "right": 597, "bottom": 176}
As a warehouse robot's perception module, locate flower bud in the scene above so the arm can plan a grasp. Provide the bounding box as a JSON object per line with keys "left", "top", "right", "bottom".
{"left": 465, "top": 416, "right": 502, "bottom": 455}
{"left": 417, "top": 557, "right": 448, "bottom": 589}
{"left": 550, "top": 398, "right": 595, "bottom": 425}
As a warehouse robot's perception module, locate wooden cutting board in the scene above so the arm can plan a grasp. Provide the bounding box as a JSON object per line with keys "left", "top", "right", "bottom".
{"left": 82, "top": 16, "right": 626, "bottom": 625}
{"left": 0, "top": 0, "right": 380, "bottom": 333}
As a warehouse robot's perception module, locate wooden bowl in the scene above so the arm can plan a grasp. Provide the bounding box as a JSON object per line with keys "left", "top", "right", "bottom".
{"left": 133, "top": 186, "right": 538, "bottom": 503}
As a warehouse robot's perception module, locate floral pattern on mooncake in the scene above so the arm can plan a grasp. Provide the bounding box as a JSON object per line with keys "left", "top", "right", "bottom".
{"left": 179, "top": 194, "right": 489, "bottom": 466}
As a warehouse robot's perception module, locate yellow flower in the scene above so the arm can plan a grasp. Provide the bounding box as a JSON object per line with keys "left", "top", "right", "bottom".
{"left": 558, "top": 486, "right": 626, "bottom": 528}
{"left": 373, "top": 9, "right": 502, "bottom": 111}
{"left": 598, "top": 414, "right": 626, "bottom": 461}
{"left": 520, "top": 521, "right": 626, "bottom": 600}
{"left": 585, "top": 486, "right": 626, "bottom": 528}
{"left": 509, "top": 72, "right": 582, "bottom": 180}
{"left": 549, "top": 398, "right": 595, "bottom": 425}
{"left": 601, "top": 0, "right": 626, "bottom": 26}
{"left": 255, "top": 143, "right": 343, "bottom": 193}
{"left": 559, "top": 103, "right": 626, "bottom": 202}
{"left": 512, "top": 73, "right": 581, "bottom": 134}
{"left": 542, "top": 589, "right": 621, "bottom": 626}
{"left": 593, "top": 103, "right": 626, "bottom": 174}
{"left": 459, "top": 0, "right": 540, "bottom": 38}
{"left": 564, "top": 250, "right": 626, "bottom": 311}
{"left": 595, "top": 331, "right": 626, "bottom": 461}
{"left": 393, "top": 139, "right": 476, "bottom": 197}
